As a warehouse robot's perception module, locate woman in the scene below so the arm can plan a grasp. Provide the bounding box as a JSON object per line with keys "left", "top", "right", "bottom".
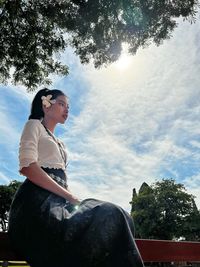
{"left": 8, "top": 88, "right": 144, "bottom": 267}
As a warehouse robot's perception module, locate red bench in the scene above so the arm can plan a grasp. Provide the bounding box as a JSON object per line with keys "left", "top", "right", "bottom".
{"left": 0, "top": 232, "right": 200, "bottom": 266}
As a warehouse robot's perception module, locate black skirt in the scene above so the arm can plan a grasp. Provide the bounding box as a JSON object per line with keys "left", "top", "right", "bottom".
{"left": 8, "top": 168, "right": 144, "bottom": 267}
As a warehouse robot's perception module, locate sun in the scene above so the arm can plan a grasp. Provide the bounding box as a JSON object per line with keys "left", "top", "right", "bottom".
{"left": 114, "top": 44, "right": 132, "bottom": 71}
{"left": 115, "top": 54, "right": 132, "bottom": 70}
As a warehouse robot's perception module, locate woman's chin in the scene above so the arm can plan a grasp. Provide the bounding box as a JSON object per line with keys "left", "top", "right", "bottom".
{"left": 61, "top": 118, "right": 67, "bottom": 124}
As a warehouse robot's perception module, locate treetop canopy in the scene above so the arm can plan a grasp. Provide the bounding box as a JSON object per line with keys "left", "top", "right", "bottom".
{"left": 0, "top": 0, "right": 198, "bottom": 90}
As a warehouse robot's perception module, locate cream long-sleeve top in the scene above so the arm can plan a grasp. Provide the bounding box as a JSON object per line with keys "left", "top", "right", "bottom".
{"left": 19, "top": 119, "right": 67, "bottom": 173}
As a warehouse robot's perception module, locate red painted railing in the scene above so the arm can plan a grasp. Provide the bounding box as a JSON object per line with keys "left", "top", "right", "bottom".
{"left": 0, "top": 232, "right": 200, "bottom": 264}
{"left": 136, "top": 238, "right": 200, "bottom": 262}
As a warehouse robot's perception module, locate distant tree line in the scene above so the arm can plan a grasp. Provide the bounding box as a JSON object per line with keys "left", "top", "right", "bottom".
{"left": 130, "top": 178, "right": 200, "bottom": 241}
{"left": 0, "top": 178, "right": 200, "bottom": 241}
{"left": 0, "top": 180, "right": 22, "bottom": 232}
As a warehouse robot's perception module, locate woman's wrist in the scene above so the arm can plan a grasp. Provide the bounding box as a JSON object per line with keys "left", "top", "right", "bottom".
{"left": 67, "top": 193, "right": 80, "bottom": 205}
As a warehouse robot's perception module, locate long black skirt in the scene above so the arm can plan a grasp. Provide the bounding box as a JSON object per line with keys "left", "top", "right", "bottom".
{"left": 8, "top": 168, "right": 144, "bottom": 267}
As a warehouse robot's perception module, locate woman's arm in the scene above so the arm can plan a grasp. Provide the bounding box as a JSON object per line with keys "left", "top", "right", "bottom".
{"left": 21, "top": 162, "right": 80, "bottom": 205}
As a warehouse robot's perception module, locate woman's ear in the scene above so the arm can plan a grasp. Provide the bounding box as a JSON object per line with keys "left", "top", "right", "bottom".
{"left": 42, "top": 105, "right": 50, "bottom": 115}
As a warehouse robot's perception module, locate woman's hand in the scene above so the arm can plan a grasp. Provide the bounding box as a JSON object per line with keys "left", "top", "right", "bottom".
{"left": 68, "top": 194, "right": 81, "bottom": 205}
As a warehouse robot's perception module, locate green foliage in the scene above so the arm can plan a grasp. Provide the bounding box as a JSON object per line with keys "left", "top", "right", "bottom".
{"left": 131, "top": 179, "right": 200, "bottom": 240}
{"left": 131, "top": 182, "right": 160, "bottom": 239}
{"left": 0, "top": 180, "right": 22, "bottom": 232}
{"left": 0, "top": 0, "right": 198, "bottom": 90}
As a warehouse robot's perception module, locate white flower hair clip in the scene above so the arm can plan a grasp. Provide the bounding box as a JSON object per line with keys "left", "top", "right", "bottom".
{"left": 41, "top": 95, "right": 56, "bottom": 108}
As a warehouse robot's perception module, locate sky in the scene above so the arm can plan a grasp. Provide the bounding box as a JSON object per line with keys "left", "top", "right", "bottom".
{"left": 0, "top": 14, "right": 200, "bottom": 212}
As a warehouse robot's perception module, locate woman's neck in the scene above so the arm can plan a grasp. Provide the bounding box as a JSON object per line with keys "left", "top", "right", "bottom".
{"left": 42, "top": 118, "right": 56, "bottom": 133}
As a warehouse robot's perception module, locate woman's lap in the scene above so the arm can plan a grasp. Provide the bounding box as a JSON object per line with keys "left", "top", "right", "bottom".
{"left": 8, "top": 179, "right": 144, "bottom": 267}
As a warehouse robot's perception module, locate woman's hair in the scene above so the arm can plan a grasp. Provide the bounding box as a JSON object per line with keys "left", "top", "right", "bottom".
{"left": 28, "top": 88, "right": 65, "bottom": 120}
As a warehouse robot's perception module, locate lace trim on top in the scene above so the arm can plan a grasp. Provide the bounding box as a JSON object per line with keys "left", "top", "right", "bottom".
{"left": 19, "top": 159, "right": 36, "bottom": 174}
{"left": 19, "top": 161, "right": 66, "bottom": 175}
{"left": 39, "top": 163, "right": 66, "bottom": 171}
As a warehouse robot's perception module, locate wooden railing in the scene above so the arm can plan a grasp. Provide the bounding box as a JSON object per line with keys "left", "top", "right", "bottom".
{"left": 0, "top": 232, "right": 200, "bottom": 266}
{"left": 136, "top": 238, "right": 200, "bottom": 262}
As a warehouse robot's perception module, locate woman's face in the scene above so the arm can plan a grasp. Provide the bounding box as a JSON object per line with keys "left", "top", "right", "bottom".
{"left": 45, "top": 95, "right": 69, "bottom": 124}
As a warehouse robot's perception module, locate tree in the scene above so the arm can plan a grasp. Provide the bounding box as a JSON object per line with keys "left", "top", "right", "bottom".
{"left": 130, "top": 179, "right": 200, "bottom": 240}
{"left": 0, "top": 180, "right": 22, "bottom": 232}
{"left": 0, "top": 0, "right": 198, "bottom": 90}
{"left": 130, "top": 182, "right": 161, "bottom": 239}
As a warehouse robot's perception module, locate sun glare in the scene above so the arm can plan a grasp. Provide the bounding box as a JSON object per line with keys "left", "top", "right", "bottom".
{"left": 114, "top": 44, "right": 132, "bottom": 71}
{"left": 115, "top": 54, "right": 132, "bottom": 70}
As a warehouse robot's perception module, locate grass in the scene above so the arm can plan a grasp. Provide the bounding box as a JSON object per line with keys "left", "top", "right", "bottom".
{"left": 0, "top": 261, "right": 29, "bottom": 267}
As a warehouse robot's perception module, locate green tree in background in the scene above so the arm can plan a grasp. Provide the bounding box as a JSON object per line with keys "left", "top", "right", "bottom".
{"left": 0, "top": 180, "right": 22, "bottom": 232}
{"left": 130, "top": 179, "right": 200, "bottom": 240}
{"left": 0, "top": 0, "right": 198, "bottom": 90}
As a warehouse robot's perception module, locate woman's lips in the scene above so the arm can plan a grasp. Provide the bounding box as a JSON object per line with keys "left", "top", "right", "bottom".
{"left": 63, "top": 114, "right": 68, "bottom": 120}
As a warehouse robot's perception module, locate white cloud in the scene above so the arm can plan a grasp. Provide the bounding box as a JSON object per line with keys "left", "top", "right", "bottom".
{"left": 0, "top": 84, "right": 35, "bottom": 142}
{"left": 0, "top": 109, "right": 20, "bottom": 146}
{"left": 190, "top": 140, "right": 200, "bottom": 149}
{"left": 61, "top": 17, "right": 200, "bottom": 210}
{"left": 0, "top": 171, "right": 11, "bottom": 184}
{"left": 0, "top": 15, "right": 200, "bottom": 212}
{"left": 184, "top": 174, "right": 200, "bottom": 208}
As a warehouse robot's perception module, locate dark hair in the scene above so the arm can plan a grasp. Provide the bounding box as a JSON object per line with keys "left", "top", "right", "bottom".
{"left": 28, "top": 88, "right": 65, "bottom": 120}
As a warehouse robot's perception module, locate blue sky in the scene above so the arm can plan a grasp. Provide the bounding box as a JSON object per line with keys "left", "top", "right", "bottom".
{"left": 0, "top": 16, "right": 200, "bottom": 211}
